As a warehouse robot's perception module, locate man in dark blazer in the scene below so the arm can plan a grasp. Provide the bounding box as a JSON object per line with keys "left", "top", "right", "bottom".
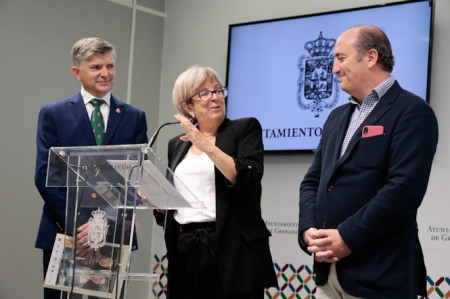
{"left": 298, "top": 25, "right": 438, "bottom": 299}
{"left": 35, "top": 37, "right": 148, "bottom": 299}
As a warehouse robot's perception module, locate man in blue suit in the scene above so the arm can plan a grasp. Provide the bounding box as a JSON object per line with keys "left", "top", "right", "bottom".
{"left": 35, "top": 37, "right": 148, "bottom": 299}
{"left": 298, "top": 25, "right": 438, "bottom": 298}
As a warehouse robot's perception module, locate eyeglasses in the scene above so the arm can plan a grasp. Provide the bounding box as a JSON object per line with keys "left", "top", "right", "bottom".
{"left": 193, "top": 87, "right": 228, "bottom": 102}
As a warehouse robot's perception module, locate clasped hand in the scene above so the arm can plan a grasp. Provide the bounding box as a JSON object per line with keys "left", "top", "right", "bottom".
{"left": 304, "top": 228, "right": 352, "bottom": 263}
{"left": 76, "top": 222, "right": 94, "bottom": 257}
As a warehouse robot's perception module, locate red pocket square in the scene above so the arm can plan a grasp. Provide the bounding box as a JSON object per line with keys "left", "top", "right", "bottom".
{"left": 362, "top": 125, "right": 384, "bottom": 138}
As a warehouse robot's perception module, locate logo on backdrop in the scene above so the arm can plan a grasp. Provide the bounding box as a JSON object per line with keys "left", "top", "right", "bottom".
{"left": 426, "top": 225, "right": 450, "bottom": 242}
{"left": 297, "top": 32, "right": 340, "bottom": 117}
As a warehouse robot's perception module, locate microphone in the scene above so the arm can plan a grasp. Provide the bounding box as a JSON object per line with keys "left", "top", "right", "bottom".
{"left": 189, "top": 115, "right": 198, "bottom": 125}
{"left": 148, "top": 116, "right": 197, "bottom": 148}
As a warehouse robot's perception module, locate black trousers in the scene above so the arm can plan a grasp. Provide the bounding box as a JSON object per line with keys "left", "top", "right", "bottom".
{"left": 169, "top": 222, "right": 265, "bottom": 299}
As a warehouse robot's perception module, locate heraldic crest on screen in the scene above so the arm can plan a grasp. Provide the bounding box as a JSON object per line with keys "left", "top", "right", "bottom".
{"left": 297, "top": 32, "right": 340, "bottom": 118}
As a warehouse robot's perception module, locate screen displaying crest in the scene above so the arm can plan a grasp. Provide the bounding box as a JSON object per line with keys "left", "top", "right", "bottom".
{"left": 226, "top": 0, "right": 435, "bottom": 153}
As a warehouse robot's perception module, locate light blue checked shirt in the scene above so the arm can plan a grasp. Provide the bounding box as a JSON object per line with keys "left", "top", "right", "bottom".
{"left": 340, "top": 76, "right": 395, "bottom": 157}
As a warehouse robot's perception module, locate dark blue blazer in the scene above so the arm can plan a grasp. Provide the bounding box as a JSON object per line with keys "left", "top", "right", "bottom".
{"left": 35, "top": 92, "right": 148, "bottom": 250}
{"left": 299, "top": 81, "right": 438, "bottom": 298}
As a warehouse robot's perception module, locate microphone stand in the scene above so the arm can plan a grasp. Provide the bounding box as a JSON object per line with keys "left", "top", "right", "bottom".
{"left": 144, "top": 116, "right": 197, "bottom": 155}
{"left": 148, "top": 121, "right": 179, "bottom": 148}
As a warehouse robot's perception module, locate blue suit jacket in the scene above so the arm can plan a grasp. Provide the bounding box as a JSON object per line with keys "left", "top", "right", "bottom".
{"left": 298, "top": 81, "right": 438, "bottom": 298}
{"left": 35, "top": 92, "right": 148, "bottom": 250}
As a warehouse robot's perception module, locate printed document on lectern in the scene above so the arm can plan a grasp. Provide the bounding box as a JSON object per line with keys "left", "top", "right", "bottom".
{"left": 44, "top": 234, "right": 129, "bottom": 298}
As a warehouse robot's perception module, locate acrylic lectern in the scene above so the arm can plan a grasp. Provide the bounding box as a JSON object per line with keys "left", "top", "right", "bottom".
{"left": 43, "top": 144, "right": 202, "bottom": 299}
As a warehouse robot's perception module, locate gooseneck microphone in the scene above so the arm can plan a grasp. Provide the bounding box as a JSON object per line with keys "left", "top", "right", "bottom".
{"left": 189, "top": 115, "right": 198, "bottom": 126}
{"left": 148, "top": 116, "right": 197, "bottom": 148}
{"left": 189, "top": 115, "right": 198, "bottom": 125}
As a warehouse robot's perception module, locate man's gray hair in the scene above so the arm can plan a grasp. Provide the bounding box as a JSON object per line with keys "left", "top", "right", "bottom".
{"left": 71, "top": 37, "right": 116, "bottom": 67}
{"left": 353, "top": 25, "right": 395, "bottom": 73}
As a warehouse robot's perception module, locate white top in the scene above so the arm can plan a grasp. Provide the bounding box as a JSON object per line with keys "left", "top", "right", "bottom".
{"left": 174, "top": 148, "right": 216, "bottom": 224}
{"left": 81, "top": 86, "right": 111, "bottom": 130}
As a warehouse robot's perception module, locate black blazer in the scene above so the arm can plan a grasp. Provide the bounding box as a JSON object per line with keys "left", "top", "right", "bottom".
{"left": 155, "top": 117, "right": 277, "bottom": 295}
{"left": 299, "top": 81, "right": 438, "bottom": 298}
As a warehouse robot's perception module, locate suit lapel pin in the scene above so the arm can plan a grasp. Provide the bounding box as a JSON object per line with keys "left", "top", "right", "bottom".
{"left": 116, "top": 108, "right": 121, "bottom": 114}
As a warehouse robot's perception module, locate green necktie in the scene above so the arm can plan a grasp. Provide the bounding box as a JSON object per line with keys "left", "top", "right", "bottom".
{"left": 90, "top": 99, "right": 105, "bottom": 145}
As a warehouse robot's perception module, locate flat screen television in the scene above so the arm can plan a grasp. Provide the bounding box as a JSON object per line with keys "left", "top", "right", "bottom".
{"left": 226, "top": 0, "right": 435, "bottom": 153}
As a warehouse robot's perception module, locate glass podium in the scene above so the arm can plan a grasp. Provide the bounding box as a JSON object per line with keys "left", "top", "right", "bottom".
{"left": 43, "top": 144, "right": 202, "bottom": 298}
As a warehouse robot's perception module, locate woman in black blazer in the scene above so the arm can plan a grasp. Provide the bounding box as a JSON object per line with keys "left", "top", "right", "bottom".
{"left": 154, "top": 66, "right": 277, "bottom": 299}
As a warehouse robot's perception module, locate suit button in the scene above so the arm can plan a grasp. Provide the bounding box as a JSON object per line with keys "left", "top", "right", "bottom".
{"left": 91, "top": 193, "right": 97, "bottom": 199}
{"left": 248, "top": 165, "right": 252, "bottom": 169}
{"left": 327, "top": 185, "right": 334, "bottom": 192}
{"left": 322, "top": 222, "right": 326, "bottom": 228}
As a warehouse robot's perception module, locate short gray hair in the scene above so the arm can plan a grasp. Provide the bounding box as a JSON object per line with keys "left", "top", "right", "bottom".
{"left": 172, "top": 66, "right": 223, "bottom": 116}
{"left": 71, "top": 37, "right": 116, "bottom": 67}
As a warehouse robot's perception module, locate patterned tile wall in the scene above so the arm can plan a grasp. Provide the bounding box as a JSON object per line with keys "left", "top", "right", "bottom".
{"left": 151, "top": 255, "right": 449, "bottom": 299}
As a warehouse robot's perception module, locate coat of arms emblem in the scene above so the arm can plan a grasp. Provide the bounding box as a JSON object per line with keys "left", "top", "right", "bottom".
{"left": 87, "top": 207, "right": 109, "bottom": 251}
{"left": 297, "top": 32, "right": 340, "bottom": 117}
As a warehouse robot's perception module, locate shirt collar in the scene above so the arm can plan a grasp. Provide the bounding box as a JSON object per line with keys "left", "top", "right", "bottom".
{"left": 348, "top": 76, "right": 395, "bottom": 106}
{"left": 81, "top": 85, "right": 111, "bottom": 106}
